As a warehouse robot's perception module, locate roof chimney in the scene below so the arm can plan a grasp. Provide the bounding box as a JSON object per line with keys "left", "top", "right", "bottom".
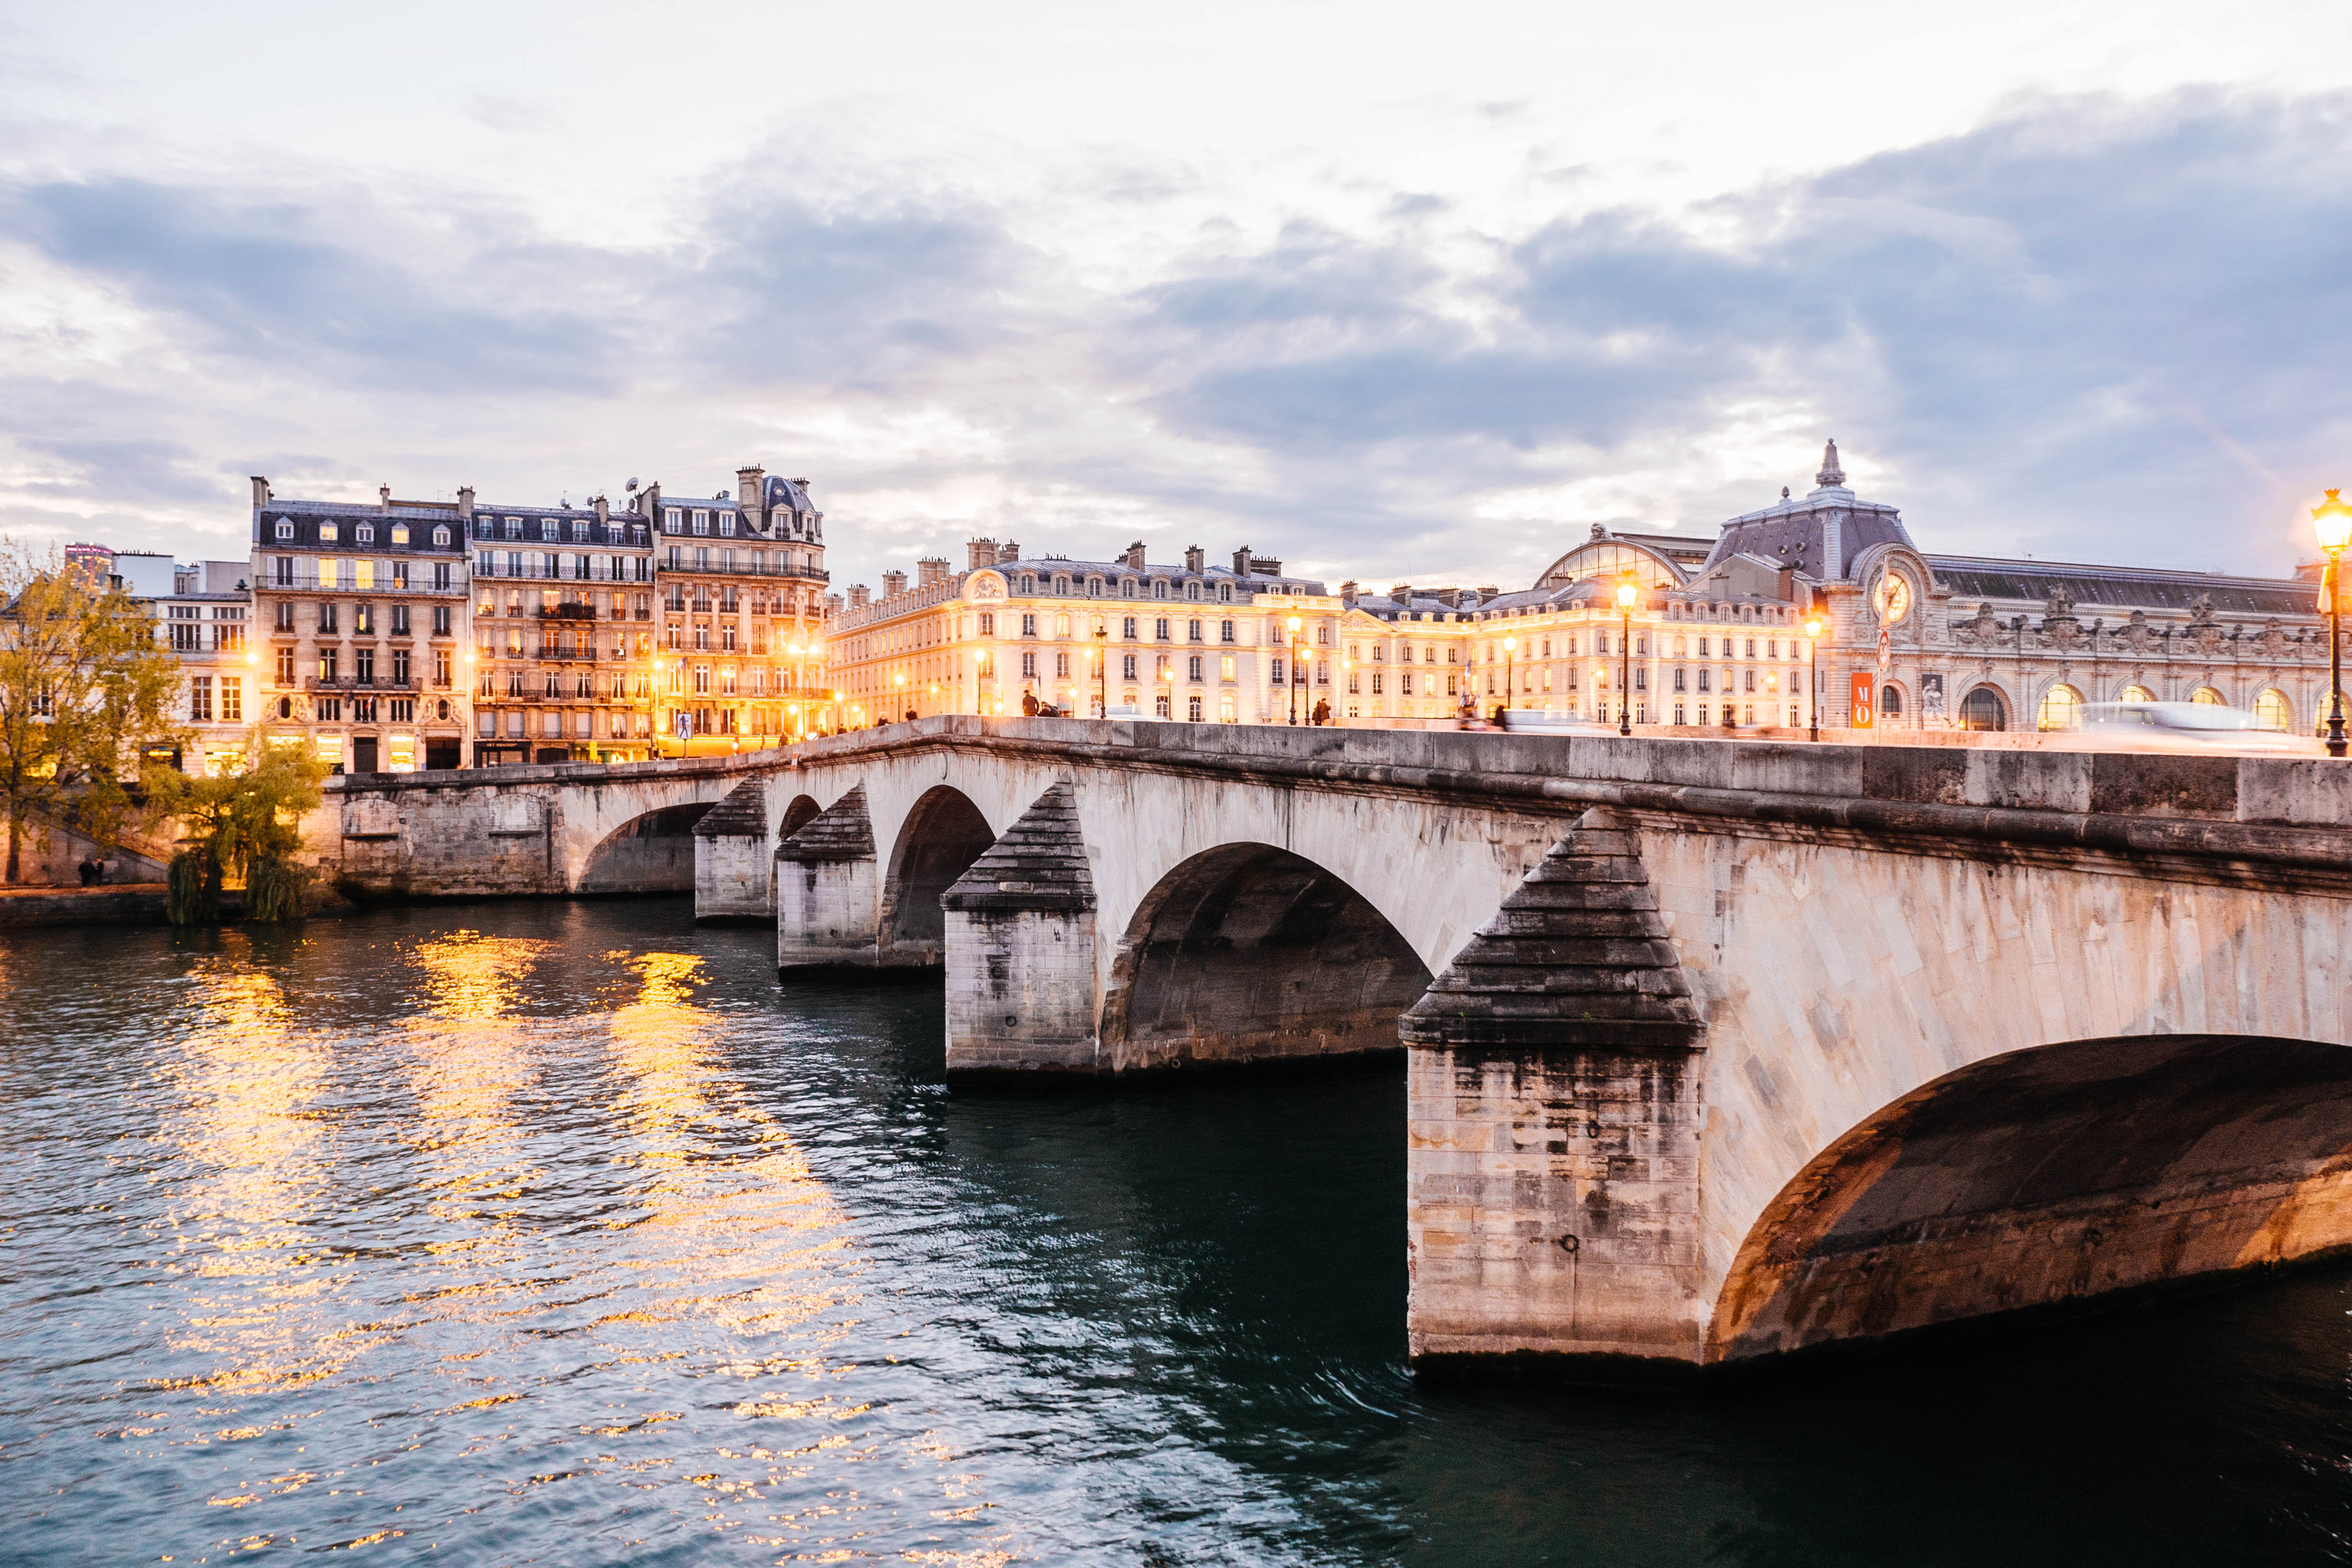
{"left": 996, "top": 540, "right": 1021, "bottom": 565}
{"left": 1339, "top": 579, "right": 1358, "bottom": 607}
{"left": 1183, "top": 544, "right": 1204, "bottom": 574}
{"left": 378, "top": 484, "right": 392, "bottom": 514}
{"left": 593, "top": 494, "right": 609, "bottom": 524}
{"left": 917, "top": 556, "right": 949, "bottom": 588}
{"left": 249, "top": 475, "right": 271, "bottom": 508}
{"left": 1125, "top": 541, "right": 1147, "bottom": 570}
{"left": 849, "top": 583, "right": 871, "bottom": 610}
{"left": 967, "top": 538, "right": 999, "bottom": 570}
{"left": 456, "top": 485, "right": 475, "bottom": 521}
{"left": 881, "top": 569, "right": 908, "bottom": 598}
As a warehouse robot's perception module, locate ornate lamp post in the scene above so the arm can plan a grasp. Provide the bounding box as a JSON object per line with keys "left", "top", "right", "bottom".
{"left": 893, "top": 670, "right": 907, "bottom": 722}
{"left": 1615, "top": 573, "right": 1637, "bottom": 737}
{"left": 1094, "top": 623, "right": 1109, "bottom": 718}
{"left": 1502, "top": 634, "right": 1517, "bottom": 725}
{"left": 2314, "top": 489, "right": 2352, "bottom": 758}
{"left": 1285, "top": 614, "right": 1304, "bottom": 725}
{"left": 1803, "top": 611, "right": 1823, "bottom": 743}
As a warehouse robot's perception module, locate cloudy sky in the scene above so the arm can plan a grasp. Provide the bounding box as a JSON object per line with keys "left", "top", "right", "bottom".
{"left": 4, "top": 1, "right": 2349, "bottom": 594}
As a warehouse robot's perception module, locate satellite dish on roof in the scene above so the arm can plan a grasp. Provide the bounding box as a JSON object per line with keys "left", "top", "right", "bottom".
{"left": 626, "top": 477, "right": 639, "bottom": 491}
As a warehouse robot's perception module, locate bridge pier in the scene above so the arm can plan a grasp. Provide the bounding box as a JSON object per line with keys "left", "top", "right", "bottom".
{"left": 693, "top": 779, "right": 775, "bottom": 925}
{"left": 943, "top": 785, "right": 1100, "bottom": 1074}
{"left": 1403, "top": 810, "right": 1711, "bottom": 1375}
{"left": 776, "top": 785, "right": 882, "bottom": 967}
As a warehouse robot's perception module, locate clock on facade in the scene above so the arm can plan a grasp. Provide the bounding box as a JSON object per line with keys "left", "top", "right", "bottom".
{"left": 1873, "top": 570, "right": 1912, "bottom": 626}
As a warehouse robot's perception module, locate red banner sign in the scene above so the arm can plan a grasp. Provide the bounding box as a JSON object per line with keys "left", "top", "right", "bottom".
{"left": 1849, "top": 671, "right": 1876, "bottom": 729}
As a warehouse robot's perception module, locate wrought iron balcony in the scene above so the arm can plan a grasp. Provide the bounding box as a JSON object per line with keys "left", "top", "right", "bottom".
{"left": 305, "top": 675, "right": 421, "bottom": 692}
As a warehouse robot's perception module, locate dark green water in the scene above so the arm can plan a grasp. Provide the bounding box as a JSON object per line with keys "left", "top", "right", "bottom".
{"left": 3, "top": 899, "right": 2349, "bottom": 1565}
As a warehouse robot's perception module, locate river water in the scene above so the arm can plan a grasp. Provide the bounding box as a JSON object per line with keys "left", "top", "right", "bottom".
{"left": 3, "top": 899, "right": 2349, "bottom": 1566}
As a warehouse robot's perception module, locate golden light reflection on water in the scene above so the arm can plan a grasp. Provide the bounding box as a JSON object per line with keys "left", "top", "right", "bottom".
{"left": 156, "top": 944, "right": 349, "bottom": 1398}
{"left": 120, "top": 924, "right": 1010, "bottom": 1561}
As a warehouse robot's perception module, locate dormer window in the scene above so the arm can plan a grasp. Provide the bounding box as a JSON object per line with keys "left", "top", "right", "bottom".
{"left": 665, "top": 509, "right": 682, "bottom": 534}
{"left": 540, "top": 520, "right": 558, "bottom": 542}
{"left": 1019, "top": 574, "right": 1036, "bottom": 594}
{"left": 1218, "top": 583, "right": 1233, "bottom": 602}
{"left": 571, "top": 520, "right": 589, "bottom": 542}
{"left": 1152, "top": 580, "right": 1169, "bottom": 600}
{"left": 389, "top": 524, "right": 408, "bottom": 546}
{"left": 355, "top": 523, "right": 375, "bottom": 544}
{"left": 432, "top": 525, "right": 450, "bottom": 546}
{"left": 319, "top": 522, "right": 339, "bottom": 542}
{"left": 1185, "top": 582, "right": 1201, "bottom": 601}
{"left": 1120, "top": 578, "right": 1137, "bottom": 599}
{"left": 505, "top": 518, "right": 523, "bottom": 539}
{"left": 692, "top": 511, "right": 710, "bottom": 536}
{"left": 719, "top": 514, "right": 736, "bottom": 538}
{"left": 274, "top": 518, "right": 294, "bottom": 541}
{"left": 1053, "top": 575, "right": 1070, "bottom": 596}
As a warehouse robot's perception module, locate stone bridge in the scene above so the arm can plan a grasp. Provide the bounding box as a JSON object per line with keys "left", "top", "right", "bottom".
{"left": 324, "top": 718, "right": 2352, "bottom": 1379}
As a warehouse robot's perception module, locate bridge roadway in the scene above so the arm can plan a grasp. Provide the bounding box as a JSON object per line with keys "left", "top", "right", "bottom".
{"left": 317, "top": 717, "right": 2352, "bottom": 1378}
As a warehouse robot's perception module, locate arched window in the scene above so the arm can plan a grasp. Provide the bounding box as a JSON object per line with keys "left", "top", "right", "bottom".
{"left": 1960, "top": 685, "right": 2008, "bottom": 732}
{"left": 2036, "top": 683, "right": 2084, "bottom": 732}
{"left": 2190, "top": 686, "right": 2226, "bottom": 706}
{"left": 2255, "top": 688, "right": 2292, "bottom": 731}
{"left": 2118, "top": 684, "right": 2155, "bottom": 703}
{"left": 1880, "top": 685, "right": 1903, "bottom": 718}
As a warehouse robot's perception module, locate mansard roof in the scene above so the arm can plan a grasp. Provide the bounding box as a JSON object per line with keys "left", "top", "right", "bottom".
{"left": 1925, "top": 556, "right": 2316, "bottom": 616}
{"left": 983, "top": 558, "right": 1329, "bottom": 596}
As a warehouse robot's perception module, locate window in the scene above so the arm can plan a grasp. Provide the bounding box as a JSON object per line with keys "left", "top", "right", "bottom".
{"left": 692, "top": 511, "right": 710, "bottom": 536}
{"left": 1055, "top": 651, "right": 1070, "bottom": 678}
{"left": 1152, "top": 580, "right": 1168, "bottom": 600}
{"left": 317, "top": 697, "right": 341, "bottom": 722}
{"left": 2255, "top": 688, "right": 2292, "bottom": 731}
{"left": 189, "top": 676, "right": 212, "bottom": 721}
{"left": 664, "top": 509, "right": 681, "bottom": 533}
{"left": 1188, "top": 695, "right": 1203, "bottom": 720}
{"left": 433, "top": 525, "right": 450, "bottom": 546}
{"left": 1154, "top": 618, "right": 1170, "bottom": 641}
{"left": 222, "top": 679, "right": 242, "bottom": 722}
{"left": 505, "top": 517, "right": 523, "bottom": 539}
{"left": 1218, "top": 583, "right": 1233, "bottom": 603}
{"left": 354, "top": 603, "right": 373, "bottom": 635}
{"left": 1673, "top": 668, "right": 1686, "bottom": 692}
{"left": 1270, "top": 658, "right": 1285, "bottom": 685}
{"left": 319, "top": 522, "right": 338, "bottom": 542}
{"left": 1219, "top": 619, "right": 1235, "bottom": 643}
{"left": 1220, "top": 655, "right": 1235, "bottom": 681}
{"left": 1371, "top": 672, "right": 1384, "bottom": 695}
{"left": 1123, "top": 617, "right": 1138, "bottom": 639}
{"left": 433, "top": 605, "right": 451, "bottom": 636}
{"left": 2036, "top": 684, "right": 2084, "bottom": 732}
{"left": 979, "top": 612, "right": 995, "bottom": 636}
{"left": 274, "top": 518, "right": 294, "bottom": 541}
{"left": 1021, "top": 651, "right": 1037, "bottom": 678}
{"left": 1697, "top": 669, "right": 1711, "bottom": 692}
{"left": 1960, "top": 686, "right": 2008, "bottom": 732}
{"left": 1188, "top": 619, "right": 1203, "bottom": 642}
{"left": 1021, "top": 613, "right": 1037, "bottom": 637}
{"left": 1188, "top": 655, "right": 1202, "bottom": 681}
{"left": 318, "top": 602, "right": 339, "bottom": 634}
{"left": 1881, "top": 685, "right": 1904, "bottom": 719}
{"left": 391, "top": 604, "right": 410, "bottom": 636}
{"left": 275, "top": 649, "right": 296, "bottom": 686}
{"left": 1122, "top": 654, "right": 1137, "bottom": 680}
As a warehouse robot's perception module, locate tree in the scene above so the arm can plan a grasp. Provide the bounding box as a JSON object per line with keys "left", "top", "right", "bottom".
{"left": 145, "top": 731, "right": 328, "bottom": 923}
{"left": 0, "top": 542, "right": 186, "bottom": 883}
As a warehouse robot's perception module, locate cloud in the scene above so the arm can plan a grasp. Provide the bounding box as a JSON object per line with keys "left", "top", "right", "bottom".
{"left": 2, "top": 88, "right": 2349, "bottom": 588}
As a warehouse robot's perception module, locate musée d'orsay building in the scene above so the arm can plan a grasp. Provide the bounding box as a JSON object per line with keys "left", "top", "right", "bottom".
{"left": 1336, "top": 441, "right": 2328, "bottom": 734}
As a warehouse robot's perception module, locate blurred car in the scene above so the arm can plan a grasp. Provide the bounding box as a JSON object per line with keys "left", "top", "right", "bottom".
{"left": 2074, "top": 702, "right": 2318, "bottom": 754}
{"left": 1498, "top": 709, "right": 1622, "bottom": 735}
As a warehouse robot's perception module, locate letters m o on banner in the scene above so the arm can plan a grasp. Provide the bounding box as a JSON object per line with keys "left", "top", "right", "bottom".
{"left": 1849, "top": 671, "right": 1876, "bottom": 729}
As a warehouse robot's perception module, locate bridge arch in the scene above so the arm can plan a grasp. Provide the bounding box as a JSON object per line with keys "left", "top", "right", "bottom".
{"left": 578, "top": 801, "right": 715, "bottom": 893}
{"left": 1099, "top": 841, "right": 1432, "bottom": 1071}
{"left": 778, "top": 794, "right": 822, "bottom": 841}
{"left": 1705, "top": 1032, "right": 2352, "bottom": 1362}
{"left": 881, "top": 784, "right": 997, "bottom": 963}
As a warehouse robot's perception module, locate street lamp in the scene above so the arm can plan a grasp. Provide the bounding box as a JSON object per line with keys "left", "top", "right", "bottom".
{"left": 1502, "top": 635, "right": 1517, "bottom": 726}
{"left": 2315, "top": 488, "right": 2352, "bottom": 757}
{"left": 893, "top": 670, "right": 907, "bottom": 723}
{"left": 1803, "top": 611, "right": 1824, "bottom": 743}
{"left": 1286, "top": 614, "right": 1304, "bottom": 725}
{"left": 1094, "top": 624, "right": 1109, "bottom": 718}
{"left": 1615, "top": 573, "right": 1637, "bottom": 737}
